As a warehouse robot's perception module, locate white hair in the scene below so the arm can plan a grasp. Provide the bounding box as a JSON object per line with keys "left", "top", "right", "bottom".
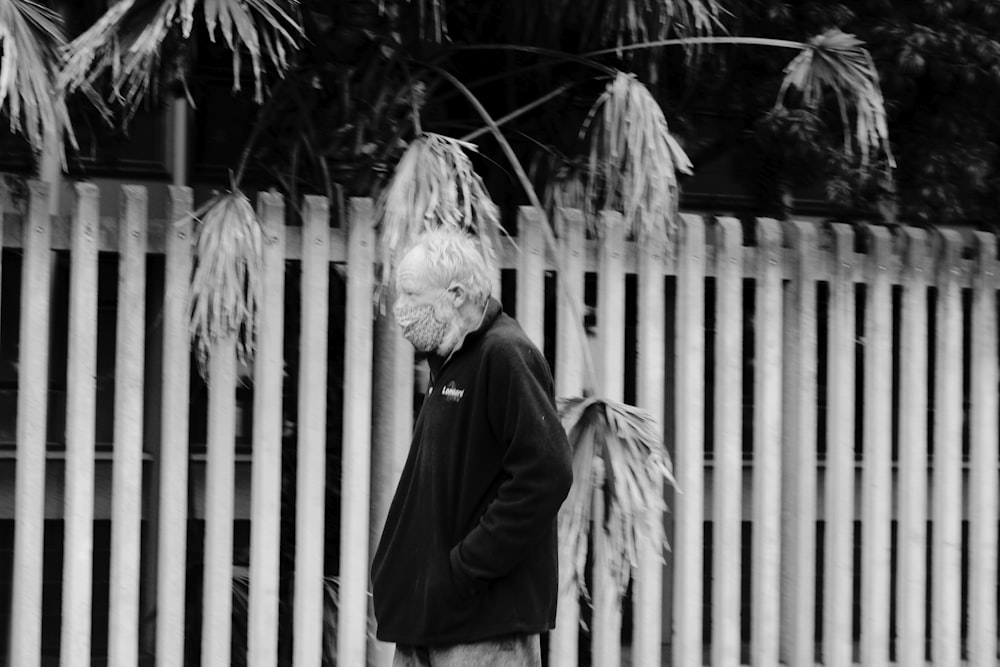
{"left": 405, "top": 228, "right": 493, "bottom": 306}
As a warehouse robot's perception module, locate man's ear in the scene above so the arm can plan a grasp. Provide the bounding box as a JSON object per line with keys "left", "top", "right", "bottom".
{"left": 447, "top": 283, "right": 467, "bottom": 307}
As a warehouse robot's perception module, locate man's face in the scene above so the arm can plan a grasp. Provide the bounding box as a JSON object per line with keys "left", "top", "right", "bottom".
{"left": 393, "top": 246, "right": 458, "bottom": 354}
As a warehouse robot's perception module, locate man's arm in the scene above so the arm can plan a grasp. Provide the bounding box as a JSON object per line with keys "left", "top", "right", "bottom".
{"left": 449, "top": 337, "right": 573, "bottom": 595}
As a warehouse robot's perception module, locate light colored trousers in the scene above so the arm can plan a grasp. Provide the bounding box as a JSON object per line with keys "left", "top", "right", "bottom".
{"left": 393, "top": 634, "right": 541, "bottom": 667}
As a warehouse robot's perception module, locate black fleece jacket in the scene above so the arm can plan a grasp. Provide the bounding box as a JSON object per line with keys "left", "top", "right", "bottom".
{"left": 371, "top": 298, "right": 573, "bottom": 645}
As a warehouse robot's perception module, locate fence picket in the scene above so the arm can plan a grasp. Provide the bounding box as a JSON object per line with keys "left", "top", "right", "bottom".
{"left": 931, "top": 229, "right": 964, "bottom": 666}
{"left": 823, "top": 223, "right": 855, "bottom": 667}
{"left": 751, "top": 218, "right": 782, "bottom": 667}
{"left": 550, "top": 209, "right": 586, "bottom": 667}
{"left": 860, "top": 225, "right": 892, "bottom": 667}
{"left": 593, "top": 211, "right": 626, "bottom": 667}
{"left": 201, "top": 341, "right": 237, "bottom": 665}
{"left": 779, "top": 222, "right": 818, "bottom": 666}
{"left": 673, "top": 213, "right": 706, "bottom": 667}
{"left": 155, "top": 186, "right": 194, "bottom": 667}
{"left": 60, "top": 183, "right": 100, "bottom": 667}
{"left": 247, "top": 191, "right": 287, "bottom": 667}
{"left": 968, "top": 231, "right": 999, "bottom": 667}
{"left": 10, "top": 181, "right": 53, "bottom": 667}
{"left": 712, "top": 217, "right": 743, "bottom": 667}
{"left": 338, "top": 198, "right": 376, "bottom": 666}
{"left": 295, "top": 196, "right": 332, "bottom": 666}
{"left": 107, "top": 186, "right": 148, "bottom": 667}
{"left": 516, "top": 207, "right": 546, "bottom": 350}
{"left": 633, "top": 227, "right": 667, "bottom": 667}
{"left": 896, "top": 226, "right": 929, "bottom": 667}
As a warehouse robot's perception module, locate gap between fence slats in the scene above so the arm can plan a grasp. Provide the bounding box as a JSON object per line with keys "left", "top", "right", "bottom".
{"left": 11, "top": 181, "right": 54, "bottom": 667}
{"left": 107, "top": 186, "right": 148, "bottom": 667}
{"left": 202, "top": 342, "right": 237, "bottom": 665}
{"left": 550, "top": 209, "right": 586, "bottom": 667}
{"left": 896, "top": 226, "right": 929, "bottom": 667}
{"left": 931, "top": 229, "right": 964, "bottom": 666}
{"left": 751, "top": 218, "right": 783, "bottom": 667}
{"left": 295, "top": 196, "right": 332, "bottom": 666}
{"left": 779, "top": 221, "right": 818, "bottom": 667}
{"left": 155, "top": 186, "right": 194, "bottom": 667}
{"left": 633, "top": 230, "right": 667, "bottom": 667}
{"left": 248, "top": 191, "right": 287, "bottom": 667}
{"left": 824, "top": 223, "right": 855, "bottom": 667}
{"left": 967, "top": 231, "right": 999, "bottom": 667}
{"left": 860, "top": 224, "right": 892, "bottom": 667}
{"left": 712, "top": 217, "right": 743, "bottom": 667}
{"left": 338, "top": 198, "right": 376, "bottom": 666}
{"left": 673, "top": 213, "right": 706, "bottom": 667}
{"left": 60, "top": 183, "right": 100, "bottom": 667}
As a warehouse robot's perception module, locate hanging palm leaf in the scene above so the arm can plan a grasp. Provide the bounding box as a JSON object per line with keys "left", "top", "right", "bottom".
{"left": 778, "top": 28, "right": 895, "bottom": 172}
{"left": 0, "top": 0, "right": 74, "bottom": 154}
{"left": 187, "top": 189, "right": 263, "bottom": 378}
{"left": 375, "top": 132, "right": 503, "bottom": 298}
{"left": 558, "top": 396, "right": 677, "bottom": 602}
{"left": 581, "top": 71, "right": 693, "bottom": 245}
{"left": 58, "top": 0, "right": 303, "bottom": 118}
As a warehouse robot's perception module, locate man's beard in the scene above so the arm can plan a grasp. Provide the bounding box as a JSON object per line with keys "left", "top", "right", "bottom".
{"left": 393, "top": 299, "right": 461, "bottom": 355}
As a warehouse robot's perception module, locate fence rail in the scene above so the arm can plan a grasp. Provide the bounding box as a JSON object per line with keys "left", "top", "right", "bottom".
{"left": 1, "top": 182, "right": 998, "bottom": 666}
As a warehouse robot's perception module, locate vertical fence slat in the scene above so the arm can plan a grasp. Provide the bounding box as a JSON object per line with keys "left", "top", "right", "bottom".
{"left": 968, "top": 231, "right": 999, "bottom": 666}
{"left": 596, "top": 211, "right": 626, "bottom": 401}
{"left": 824, "top": 223, "right": 855, "bottom": 667}
{"left": 931, "top": 229, "right": 963, "bottom": 666}
{"left": 369, "top": 311, "right": 415, "bottom": 667}
{"left": 10, "top": 181, "right": 53, "bottom": 667}
{"left": 107, "top": 186, "right": 148, "bottom": 667}
{"left": 516, "top": 207, "right": 545, "bottom": 350}
{"left": 896, "top": 226, "right": 929, "bottom": 667}
{"left": 633, "top": 229, "right": 667, "bottom": 667}
{"left": 550, "top": 208, "right": 586, "bottom": 667}
{"left": 296, "top": 196, "right": 332, "bottom": 666}
{"left": 338, "top": 198, "right": 375, "bottom": 666}
{"left": 247, "top": 192, "right": 287, "bottom": 667}
{"left": 60, "top": 183, "right": 100, "bottom": 667}
{"left": 673, "top": 213, "right": 706, "bottom": 667}
{"left": 593, "top": 210, "right": 625, "bottom": 667}
{"left": 751, "top": 218, "right": 782, "bottom": 666}
{"left": 201, "top": 341, "right": 237, "bottom": 665}
{"left": 155, "top": 186, "right": 194, "bottom": 667}
{"left": 860, "top": 225, "right": 892, "bottom": 667}
{"left": 712, "top": 217, "right": 742, "bottom": 667}
{"left": 780, "top": 222, "right": 818, "bottom": 666}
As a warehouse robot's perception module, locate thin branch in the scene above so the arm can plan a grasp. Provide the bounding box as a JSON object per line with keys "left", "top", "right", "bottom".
{"left": 460, "top": 82, "right": 575, "bottom": 142}
{"left": 429, "top": 63, "right": 600, "bottom": 393}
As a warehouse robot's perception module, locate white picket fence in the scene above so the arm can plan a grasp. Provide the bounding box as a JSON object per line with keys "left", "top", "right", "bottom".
{"left": 1, "top": 182, "right": 999, "bottom": 666}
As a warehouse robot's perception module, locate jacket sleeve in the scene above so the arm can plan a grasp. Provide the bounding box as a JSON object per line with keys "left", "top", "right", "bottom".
{"left": 449, "top": 336, "right": 573, "bottom": 595}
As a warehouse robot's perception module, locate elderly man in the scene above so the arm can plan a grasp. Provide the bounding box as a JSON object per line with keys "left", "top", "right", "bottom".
{"left": 371, "top": 227, "right": 573, "bottom": 667}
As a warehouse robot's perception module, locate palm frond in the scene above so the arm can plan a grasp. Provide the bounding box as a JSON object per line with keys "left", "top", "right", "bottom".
{"left": 557, "top": 396, "right": 677, "bottom": 602}
{"left": 187, "top": 189, "right": 264, "bottom": 379}
{"left": 375, "top": 132, "right": 503, "bottom": 299}
{"left": 0, "top": 0, "right": 74, "bottom": 154}
{"left": 59, "top": 0, "right": 303, "bottom": 118}
{"left": 581, "top": 71, "right": 693, "bottom": 246}
{"left": 778, "top": 28, "right": 895, "bottom": 171}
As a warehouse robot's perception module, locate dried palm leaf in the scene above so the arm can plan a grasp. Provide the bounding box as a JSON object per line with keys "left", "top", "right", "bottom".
{"left": 187, "top": 189, "right": 263, "bottom": 379}
{"left": 375, "top": 132, "right": 503, "bottom": 299}
{"left": 558, "top": 396, "right": 678, "bottom": 602}
{"left": 0, "top": 0, "right": 75, "bottom": 154}
{"left": 778, "top": 28, "right": 895, "bottom": 172}
{"left": 58, "top": 0, "right": 302, "bottom": 118}
{"left": 581, "top": 71, "right": 693, "bottom": 246}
